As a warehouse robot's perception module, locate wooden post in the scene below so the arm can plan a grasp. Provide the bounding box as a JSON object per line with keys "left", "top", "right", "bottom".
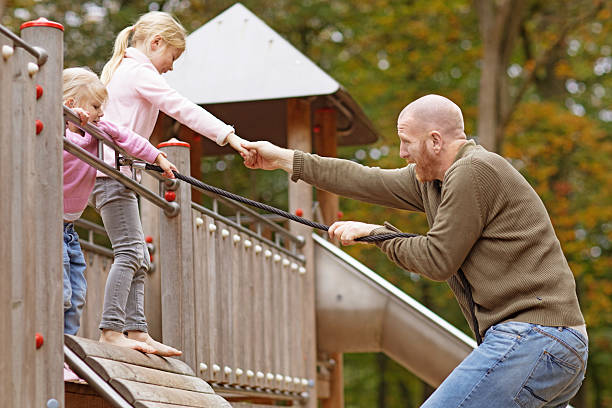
{"left": 314, "top": 107, "right": 340, "bottom": 226}
{"left": 158, "top": 139, "right": 197, "bottom": 370}
{"left": 314, "top": 107, "right": 344, "bottom": 408}
{"left": 20, "top": 18, "right": 65, "bottom": 408}
{"left": 286, "top": 98, "right": 317, "bottom": 406}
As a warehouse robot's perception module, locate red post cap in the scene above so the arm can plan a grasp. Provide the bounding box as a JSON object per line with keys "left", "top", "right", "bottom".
{"left": 164, "top": 191, "right": 176, "bottom": 202}
{"left": 36, "top": 85, "right": 43, "bottom": 100}
{"left": 145, "top": 236, "right": 153, "bottom": 243}
{"left": 35, "top": 120, "right": 43, "bottom": 134}
{"left": 21, "top": 17, "right": 64, "bottom": 31}
{"left": 295, "top": 208, "right": 303, "bottom": 217}
{"left": 35, "top": 332, "right": 44, "bottom": 349}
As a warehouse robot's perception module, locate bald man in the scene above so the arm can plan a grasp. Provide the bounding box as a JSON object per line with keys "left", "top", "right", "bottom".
{"left": 242, "top": 95, "right": 587, "bottom": 407}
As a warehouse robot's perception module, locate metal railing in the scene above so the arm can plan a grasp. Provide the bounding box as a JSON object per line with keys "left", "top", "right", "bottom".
{"left": 0, "top": 24, "right": 48, "bottom": 65}
{"left": 63, "top": 106, "right": 179, "bottom": 216}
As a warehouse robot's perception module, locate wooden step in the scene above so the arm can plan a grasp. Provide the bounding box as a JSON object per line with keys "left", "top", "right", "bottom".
{"left": 65, "top": 335, "right": 230, "bottom": 408}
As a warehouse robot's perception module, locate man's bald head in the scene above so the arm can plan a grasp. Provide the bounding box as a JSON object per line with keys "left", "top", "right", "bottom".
{"left": 398, "top": 94, "right": 465, "bottom": 140}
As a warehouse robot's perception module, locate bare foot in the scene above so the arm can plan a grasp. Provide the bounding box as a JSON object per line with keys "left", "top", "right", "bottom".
{"left": 99, "top": 329, "right": 156, "bottom": 354}
{"left": 127, "top": 331, "right": 182, "bottom": 357}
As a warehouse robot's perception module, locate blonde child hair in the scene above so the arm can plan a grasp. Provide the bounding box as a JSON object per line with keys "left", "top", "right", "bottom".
{"left": 100, "top": 11, "right": 187, "bottom": 85}
{"left": 63, "top": 67, "right": 108, "bottom": 106}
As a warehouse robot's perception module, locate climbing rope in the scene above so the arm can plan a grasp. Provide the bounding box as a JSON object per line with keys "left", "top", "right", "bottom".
{"left": 145, "top": 163, "right": 482, "bottom": 344}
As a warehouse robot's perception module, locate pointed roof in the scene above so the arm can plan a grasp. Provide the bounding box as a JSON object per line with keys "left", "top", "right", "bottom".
{"left": 164, "top": 3, "right": 378, "bottom": 146}
{"left": 165, "top": 3, "right": 339, "bottom": 103}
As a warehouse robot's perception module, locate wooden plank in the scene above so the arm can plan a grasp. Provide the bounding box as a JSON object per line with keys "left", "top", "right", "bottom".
{"left": 65, "top": 335, "right": 194, "bottom": 376}
{"left": 135, "top": 400, "right": 231, "bottom": 408}
{"left": 0, "top": 31, "right": 16, "bottom": 407}
{"left": 205, "top": 215, "right": 219, "bottom": 383}
{"left": 110, "top": 378, "right": 228, "bottom": 407}
{"left": 261, "top": 244, "right": 273, "bottom": 388}
{"left": 228, "top": 226, "right": 241, "bottom": 385}
{"left": 5, "top": 45, "right": 37, "bottom": 408}
{"left": 242, "top": 236, "right": 256, "bottom": 387}
{"left": 271, "top": 250, "right": 282, "bottom": 387}
{"left": 141, "top": 171, "right": 162, "bottom": 341}
{"left": 192, "top": 210, "right": 212, "bottom": 383}
{"left": 280, "top": 254, "right": 289, "bottom": 389}
{"left": 86, "top": 356, "right": 214, "bottom": 394}
{"left": 251, "top": 238, "right": 264, "bottom": 388}
{"left": 81, "top": 252, "right": 112, "bottom": 340}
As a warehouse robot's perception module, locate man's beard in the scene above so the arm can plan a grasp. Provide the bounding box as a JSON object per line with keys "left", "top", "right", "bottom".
{"left": 414, "top": 141, "right": 438, "bottom": 183}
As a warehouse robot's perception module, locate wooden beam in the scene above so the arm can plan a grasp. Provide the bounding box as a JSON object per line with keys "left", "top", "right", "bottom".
{"left": 286, "top": 98, "right": 317, "bottom": 407}
{"left": 314, "top": 107, "right": 340, "bottom": 226}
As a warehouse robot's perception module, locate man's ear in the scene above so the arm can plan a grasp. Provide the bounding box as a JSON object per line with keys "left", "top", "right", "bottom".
{"left": 431, "top": 131, "right": 442, "bottom": 153}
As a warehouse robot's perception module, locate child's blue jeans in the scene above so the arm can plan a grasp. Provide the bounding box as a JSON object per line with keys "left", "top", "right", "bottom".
{"left": 421, "top": 321, "right": 588, "bottom": 408}
{"left": 63, "top": 222, "right": 87, "bottom": 335}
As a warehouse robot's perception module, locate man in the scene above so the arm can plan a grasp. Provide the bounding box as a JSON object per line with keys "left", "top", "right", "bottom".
{"left": 242, "top": 95, "right": 587, "bottom": 407}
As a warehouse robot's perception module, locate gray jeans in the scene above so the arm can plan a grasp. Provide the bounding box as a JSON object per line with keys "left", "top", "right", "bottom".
{"left": 91, "top": 177, "right": 149, "bottom": 333}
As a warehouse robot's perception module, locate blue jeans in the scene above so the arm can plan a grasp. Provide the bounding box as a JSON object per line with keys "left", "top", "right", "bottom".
{"left": 63, "top": 222, "right": 87, "bottom": 335}
{"left": 422, "top": 321, "right": 588, "bottom": 408}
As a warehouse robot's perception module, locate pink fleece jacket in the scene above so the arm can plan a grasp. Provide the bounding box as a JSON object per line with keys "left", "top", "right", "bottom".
{"left": 64, "top": 120, "right": 161, "bottom": 219}
{"left": 97, "top": 47, "right": 235, "bottom": 178}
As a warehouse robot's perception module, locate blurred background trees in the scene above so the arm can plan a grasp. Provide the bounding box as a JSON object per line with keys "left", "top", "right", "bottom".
{"left": 2, "top": 0, "right": 610, "bottom": 406}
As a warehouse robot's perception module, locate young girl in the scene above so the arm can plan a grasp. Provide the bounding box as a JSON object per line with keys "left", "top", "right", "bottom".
{"left": 94, "top": 11, "right": 252, "bottom": 356}
{"left": 62, "top": 67, "right": 176, "bottom": 346}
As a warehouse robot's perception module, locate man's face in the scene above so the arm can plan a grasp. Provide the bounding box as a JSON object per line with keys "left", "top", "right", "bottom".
{"left": 398, "top": 119, "right": 438, "bottom": 182}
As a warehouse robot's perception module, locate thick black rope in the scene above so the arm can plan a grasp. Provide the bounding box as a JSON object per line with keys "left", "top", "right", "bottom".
{"left": 146, "top": 163, "right": 481, "bottom": 343}
{"left": 145, "top": 163, "right": 418, "bottom": 242}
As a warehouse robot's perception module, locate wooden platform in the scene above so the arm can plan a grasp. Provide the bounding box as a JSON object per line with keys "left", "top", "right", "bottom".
{"left": 65, "top": 335, "right": 231, "bottom": 408}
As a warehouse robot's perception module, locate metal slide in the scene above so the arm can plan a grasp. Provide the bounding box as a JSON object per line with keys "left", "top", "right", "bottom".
{"left": 313, "top": 233, "right": 476, "bottom": 387}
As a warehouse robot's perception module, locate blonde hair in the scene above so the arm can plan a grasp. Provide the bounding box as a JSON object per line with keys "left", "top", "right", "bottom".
{"left": 100, "top": 11, "right": 187, "bottom": 84}
{"left": 63, "top": 67, "right": 108, "bottom": 107}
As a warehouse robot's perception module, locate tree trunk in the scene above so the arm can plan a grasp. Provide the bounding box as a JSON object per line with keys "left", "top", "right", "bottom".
{"left": 475, "top": 0, "right": 526, "bottom": 152}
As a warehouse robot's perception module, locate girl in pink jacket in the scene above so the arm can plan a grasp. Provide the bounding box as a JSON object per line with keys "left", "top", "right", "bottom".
{"left": 93, "top": 11, "right": 251, "bottom": 356}
{"left": 62, "top": 67, "right": 176, "bottom": 342}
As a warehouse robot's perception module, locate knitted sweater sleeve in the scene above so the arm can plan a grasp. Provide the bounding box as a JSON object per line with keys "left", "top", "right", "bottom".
{"left": 292, "top": 150, "right": 425, "bottom": 211}
{"left": 373, "top": 159, "right": 486, "bottom": 281}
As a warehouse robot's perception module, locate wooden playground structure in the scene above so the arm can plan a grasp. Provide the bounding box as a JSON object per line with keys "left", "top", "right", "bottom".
{"left": 1, "top": 5, "right": 475, "bottom": 407}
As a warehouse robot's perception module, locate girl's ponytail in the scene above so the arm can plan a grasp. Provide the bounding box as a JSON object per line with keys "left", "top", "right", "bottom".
{"left": 100, "top": 25, "right": 133, "bottom": 85}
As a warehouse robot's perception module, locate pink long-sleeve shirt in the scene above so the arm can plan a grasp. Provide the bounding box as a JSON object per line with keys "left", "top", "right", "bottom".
{"left": 97, "top": 47, "right": 234, "bottom": 178}
{"left": 64, "top": 120, "right": 161, "bottom": 220}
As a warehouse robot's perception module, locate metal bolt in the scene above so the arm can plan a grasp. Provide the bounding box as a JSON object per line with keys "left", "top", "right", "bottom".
{"left": 46, "top": 399, "right": 59, "bottom": 408}
{"left": 27, "top": 62, "right": 39, "bottom": 77}
{"left": 2, "top": 45, "right": 14, "bottom": 60}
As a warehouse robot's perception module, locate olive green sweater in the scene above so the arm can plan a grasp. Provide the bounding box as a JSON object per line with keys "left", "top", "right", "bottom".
{"left": 292, "top": 141, "right": 584, "bottom": 338}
